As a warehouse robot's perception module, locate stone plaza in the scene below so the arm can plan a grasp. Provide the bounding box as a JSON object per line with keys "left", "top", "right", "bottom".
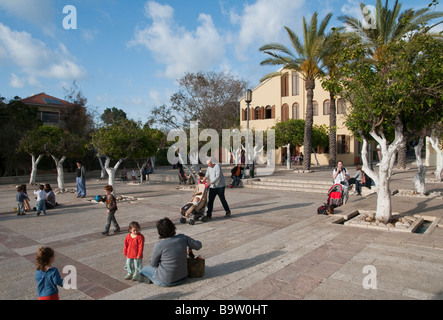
{"left": 0, "top": 164, "right": 442, "bottom": 300}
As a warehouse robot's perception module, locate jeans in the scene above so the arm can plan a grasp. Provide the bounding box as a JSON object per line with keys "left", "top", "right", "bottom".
{"left": 125, "top": 258, "right": 143, "bottom": 277}
{"left": 104, "top": 210, "right": 119, "bottom": 233}
{"left": 206, "top": 187, "right": 230, "bottom": 217}
{"left": 140, "top": 265, "right": 187, "bottom": 287}
{"left": 232, "top": 176, "right": 240, "bottom": 187}
{"left": 17, "top": 202, "right": 25, "bottom": 215}
{"left": 76, "top": 177, "right": 86, "bottom": 197}
{"left": 36, "top": 199, "right": 46, "bottom": 215}
{"left": 348, "top": 178, "right": 361, "bottom": 194}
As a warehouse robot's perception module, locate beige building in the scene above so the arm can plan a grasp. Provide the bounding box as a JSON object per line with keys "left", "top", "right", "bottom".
{"left": 239, "top": 69, "right": 362, "bottom": 166}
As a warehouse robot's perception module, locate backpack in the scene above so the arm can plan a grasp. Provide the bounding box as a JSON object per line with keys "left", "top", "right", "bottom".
{"left": 317, "top": 204, "right": 334, "bottom": 215}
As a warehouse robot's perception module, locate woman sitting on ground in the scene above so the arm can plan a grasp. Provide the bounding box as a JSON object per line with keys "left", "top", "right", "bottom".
{"left": 44, "top": 184, "right": 58, "bottom": 209}
{"left": 140, "top": 217, "right": 202, "bottom": 287}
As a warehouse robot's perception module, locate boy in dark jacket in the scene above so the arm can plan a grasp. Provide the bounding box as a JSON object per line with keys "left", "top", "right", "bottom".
{"left": 101, "top": 185, "right": 120, "bottom": 236}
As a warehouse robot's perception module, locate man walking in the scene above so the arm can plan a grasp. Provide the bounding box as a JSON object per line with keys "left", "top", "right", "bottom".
{"left": 204, "top": 157, "right": 231, "bottom": 220}
{"left": 76, "top": 161, "right": 87, "bottom": 198}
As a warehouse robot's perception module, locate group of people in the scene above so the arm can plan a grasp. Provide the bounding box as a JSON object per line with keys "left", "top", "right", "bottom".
{"left": 16, "top": 183, "right": 58, "bottom": 216}
{"left": 333, "top": 160, "right": 372, "bottom": 195}
{"left": 35, "top": 216, "right": 202, "bottom": 299}
{"left": 33, "top": 156, "right": 374, "bottom": 300}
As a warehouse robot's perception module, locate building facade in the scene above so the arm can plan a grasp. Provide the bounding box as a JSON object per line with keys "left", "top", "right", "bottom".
{"left": 21, "top": 92, "right": 73, "bottom": 126}
{"left": 239, "top": 69, "right": 362, "bottom": 166}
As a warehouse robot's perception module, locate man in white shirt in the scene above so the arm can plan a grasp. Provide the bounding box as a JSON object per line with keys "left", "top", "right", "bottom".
{"left": 332, "top": 160, "right": 350, "bottom": 186}
{"left": 204, "top": 157, "right": 231, "bottom": 220}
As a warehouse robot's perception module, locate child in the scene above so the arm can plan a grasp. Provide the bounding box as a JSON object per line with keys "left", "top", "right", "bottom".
{"left": 131, "top": 169, "right": 137, "bottom": 183}
{"left": 16, "top": 185, "right": 29, "bottom": 216}
{"left": 101, "top": 185, "right": 120, "bottom": 236}
{"left": 35, "top": 247, "right": 64, "bottom": 300}
{"left": 21, "top": 184, "right": 31, "bottom": 211}
{"left": 123, "top": 221, "right": 145, "bottom": 281}
{"left": 191, "top": 172, "right": 208, "bottom": 204}
{"left": 34, "top": 184, "right": 47, "bottom": 216}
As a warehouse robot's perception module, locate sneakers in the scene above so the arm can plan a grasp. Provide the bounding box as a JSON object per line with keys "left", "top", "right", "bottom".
{"left": 124, "top": 273, "right": 132, "bottom": 280}
{"left": 225, "top": 211, "right": 231, "bottom": 218}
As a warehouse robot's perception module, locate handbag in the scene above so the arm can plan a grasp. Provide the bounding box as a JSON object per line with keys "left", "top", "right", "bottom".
{"left": 187, "top": 256, "right": 205, "bottom": 278}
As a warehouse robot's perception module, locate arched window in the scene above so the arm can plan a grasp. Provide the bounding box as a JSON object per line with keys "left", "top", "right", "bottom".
{"left": 292, "top": 103, "right": 300, "bottom": 119}
{"left": 254, "top": 107, "right": 261, "bottom": 120}
{"left": 313, "top": 101, "right": 319, "bottom": 116}
{"left": 281, "top": 73, "right": 289, "bottom": 97}
{"left": 265, "top": 105, "right": 273, "bottom": 119}
{"left": 323, "top": 100, "right": 330, "bottom": 115}
{"left": 281, "top": 104, "right": 289, "bottom": 121}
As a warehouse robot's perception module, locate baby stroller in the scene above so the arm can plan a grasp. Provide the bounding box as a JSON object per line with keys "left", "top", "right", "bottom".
{"left": 317, "top": 183, "right": 349, "bottom": 215}
{"left": 180, "top": 183, "right": 208, "bottom": 225}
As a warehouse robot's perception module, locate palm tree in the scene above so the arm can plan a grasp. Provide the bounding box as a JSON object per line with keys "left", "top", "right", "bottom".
{"left": 259, "top": 12, "right": 333, "bottom": 171}
{"left": 339, "top": 0, "right": 443, "bottom": 62}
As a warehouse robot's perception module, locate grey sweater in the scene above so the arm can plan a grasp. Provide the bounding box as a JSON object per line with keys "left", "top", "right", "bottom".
{"left": 205, "top": 163, "right": 226, "bottom": 188}
{"left": 149, "top": 234, "right": 202, "bottom": 284}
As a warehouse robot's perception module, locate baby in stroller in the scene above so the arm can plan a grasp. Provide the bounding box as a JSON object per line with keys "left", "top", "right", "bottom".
{"left": 180, "top": 173, "right": 209, "bottom": 225}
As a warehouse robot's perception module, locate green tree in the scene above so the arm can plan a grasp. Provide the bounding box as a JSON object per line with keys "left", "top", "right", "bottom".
{"left": 259, "top": 11, "right": 333, "bottom": 171}
{"left": 0, "top": 98, "right": 41, "bottom": 176}
{"left": 334, "top": 30, "right": 443, "bottom": 222}
{"left": 90, "top": 120, "right": 161, "bottom": 192}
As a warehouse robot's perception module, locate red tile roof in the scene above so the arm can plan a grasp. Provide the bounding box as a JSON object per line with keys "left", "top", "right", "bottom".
{"left": 21, "top": 92, "right": 72, "bottom": 107}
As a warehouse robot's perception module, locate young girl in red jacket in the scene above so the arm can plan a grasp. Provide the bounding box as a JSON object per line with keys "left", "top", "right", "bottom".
{"left": 123, "top": 221, "right": 145, "bottom": 281}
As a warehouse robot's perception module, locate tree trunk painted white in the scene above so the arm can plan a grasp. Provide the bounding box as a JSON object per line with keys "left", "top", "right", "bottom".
{"left": 286, "top": 143, "right": 291, "bottom": 169}
{"left": 413, "top": 136, "right": 426, "bottom": 195}
{"left": 150, "top": 156, "right": 156, "bottom": 171}
{"left": 136, "top": 159, "right": 149, "bottom": 184}
{"left": 360, "top": 123, "right": 404, "bottom": 223}
{"left": 104, "top": 157, "right": 123, "bottom": 194}
{"left": 97, "top": 154, "right": 106, "bottom": 180}
{"left": 28, "top": 154, "right": 43, "bottom": 185}
{"left": 428, "top": 133, "right": 443, "bottom": 181}
{"left": 51, "top": 155, "right": 66, "bottom": 191}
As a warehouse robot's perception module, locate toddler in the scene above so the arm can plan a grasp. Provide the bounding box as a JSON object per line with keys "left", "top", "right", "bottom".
{"left": 35, "top": 247, "right": 64, "bottom": 300}
{"left": 16, "top": 185, "right": 29, "bottom": 216}
{"left": 123, "top": 221, "right": 145, "bottom": 281}
{"left": 34, "top": 184, "right": 47, "bottom": 216}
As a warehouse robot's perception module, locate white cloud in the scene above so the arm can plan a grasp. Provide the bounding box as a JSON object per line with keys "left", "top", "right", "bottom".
{"left": 10, "top": 73, "right": 24, "bottom": 88}
{"left": 230, "top": 0, "right": 307, "bottom": 59}
{"left": 0, "top": 23, "right": 87, "bottom": 87}
{"left": 0, "top": 0, "right": 56, "bottom": 35}
{"left": 128, "top": 1, "right": 225, "bottom": 79}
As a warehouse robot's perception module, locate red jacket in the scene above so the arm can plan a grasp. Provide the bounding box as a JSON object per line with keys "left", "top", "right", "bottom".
{"left": 123, "top": 233, "right": 145, "bottom": 259}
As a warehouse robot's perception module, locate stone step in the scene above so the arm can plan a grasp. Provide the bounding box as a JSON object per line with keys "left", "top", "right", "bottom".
{"left": 243, "top": 184, "right": 328, "bottom": 193}
{"left": 247, "top": 180, "right": 330, "bottom": 189}
{"left": 242, "top": 177, "right": 333, "bottom": 194}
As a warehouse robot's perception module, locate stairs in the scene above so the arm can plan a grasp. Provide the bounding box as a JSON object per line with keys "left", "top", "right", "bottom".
{"left": 242, "top": 177, "right": 332, "bottom": 194}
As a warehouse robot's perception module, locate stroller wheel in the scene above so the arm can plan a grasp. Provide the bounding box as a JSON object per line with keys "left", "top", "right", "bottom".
{"left": 189, "top": 219, "right": 195, "bottom": 225}
{"left": 180, "top": 217, "right": 186, "bottom": 224}
{"left": 201, "top": 216, "right": 208, "bottom": 223}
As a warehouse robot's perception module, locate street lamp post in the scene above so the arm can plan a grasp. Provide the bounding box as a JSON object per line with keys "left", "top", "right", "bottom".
{"left": 245, "top": 89, "right": 252, "bottom": 169}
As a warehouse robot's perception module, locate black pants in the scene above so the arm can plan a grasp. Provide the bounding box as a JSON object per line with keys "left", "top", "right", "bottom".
{"left": 206, "top": 187, "right": 230, "bottom": 217}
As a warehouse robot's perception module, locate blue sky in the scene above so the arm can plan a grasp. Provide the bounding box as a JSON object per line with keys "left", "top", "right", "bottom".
{"left": 1, "top": 0, "right": 441, "bottom": 124}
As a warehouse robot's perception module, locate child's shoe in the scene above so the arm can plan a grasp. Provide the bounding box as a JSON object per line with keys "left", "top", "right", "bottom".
{"left": 124, "top": 273, "right": 133, "bottom": 280}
